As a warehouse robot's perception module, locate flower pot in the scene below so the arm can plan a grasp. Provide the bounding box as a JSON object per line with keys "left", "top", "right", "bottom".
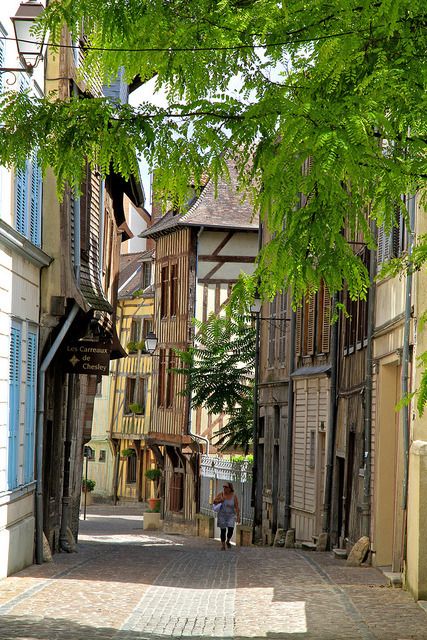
{"left": 80, "top": 491, "right": 93, "bottom": 508}
{"left": 148, "top": 498, "right": 161, "bottom": 511}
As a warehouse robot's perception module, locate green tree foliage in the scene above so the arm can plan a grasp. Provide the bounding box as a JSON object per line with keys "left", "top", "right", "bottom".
{"left": 0, "top": 0, "right": 424, "bottom": 300}
{"left": 174, "top": 314, "right": 255, "bottom": 452}
{"left": 0, "top": 2, "right": 427, "bottom": 396}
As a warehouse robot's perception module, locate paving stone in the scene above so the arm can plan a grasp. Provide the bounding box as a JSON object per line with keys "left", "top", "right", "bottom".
{"left": 0, "top": 504, "right": 426, "bottom": 639}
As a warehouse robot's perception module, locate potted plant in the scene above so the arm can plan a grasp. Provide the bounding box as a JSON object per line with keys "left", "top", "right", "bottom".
{"left": 127, "top": 340, "right": 138, "bottom": 354}
{"left": 82, "top": 478, "right": 96, "bottom": 493}
{"left": 129, "top": 402, "right": 144, "bottom": 415}
{"left": 81, "top": 479, "right": 96, "bottom": 507}
{"left": 145, "top": 467, "right": 161, "bottom": 511}
{"left": 126, "top": 340, "right": 147, "bottom": 355}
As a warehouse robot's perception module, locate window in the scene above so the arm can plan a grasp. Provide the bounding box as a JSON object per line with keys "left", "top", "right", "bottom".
{"left": 268, "top": 299, "right": 277, "bottom": 365}
{"left": 309, "top": 431, "right": 316, "bottom": 468}
{"left": 295, "top": 283, "right": 331, "bottom": 357}
{"left": 99, "top": 449, "right": 106, "bottom": 462}
{"left": 126, "top": 450, "right": 137, "bottom": 483}
{"left": 303, "top": 296, "right": 316, "bottom": 356}
{"left": 8, "top": 323, "right": 22, "bottom": 489}
{"left": 344, "top": 249, "right": 369, "bottom": 354}
{"left": 278, "top": 292, "right": 287, "bottom": 364}
{"left": 15, "top": 150, "right": 42, "bottom": 247}
{"left": 161, "top": 265, "right": 169, "bottom": 317}
{"left": 125, "top": 377, "right": 136, "bottom": 414}
{"left": 170, "top": 263, "right": 178, "bottom": 316}
{"left": 85, "top": 446, "right": 95, "bottom": 461}
{"left": 141, "top": 260, "right": 152, "bottom": 289}
{"left": 166, "top": 351, "right": 175, "bottom": 408}
{"left": 377, "top": 199, "right": 407, "bottom": 270}
{"left": 130, "top": 319, "right": 141, "bottom": 343}
{"left": 24, "top": 330, "right": 37, "bottom": 484}
{"left": 316, "top": 283, "right": 331, "bottom": 354}
{"left": 124, "top": 377, "right": 146, "bottom": 414}
{"left": 142, "top": 318, "right": 153, "bottom": 339}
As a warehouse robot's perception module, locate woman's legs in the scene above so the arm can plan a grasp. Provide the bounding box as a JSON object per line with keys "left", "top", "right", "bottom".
{"left": 220, "top": 528, "right": 226, "bottom": 550}
{"left": 226, "top": 526, "right": 234, "bottom": 547}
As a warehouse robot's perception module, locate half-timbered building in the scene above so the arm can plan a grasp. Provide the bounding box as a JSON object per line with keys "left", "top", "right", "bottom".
{"left": 142, "top": 164, "right": 258, "bottom": 533}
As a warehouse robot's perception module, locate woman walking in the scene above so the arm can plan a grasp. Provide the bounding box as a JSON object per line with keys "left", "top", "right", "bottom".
{"left": 213, "top": 482, "right": 240, "bottom": 550}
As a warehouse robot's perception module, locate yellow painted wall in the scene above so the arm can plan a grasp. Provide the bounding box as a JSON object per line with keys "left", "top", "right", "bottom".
{"left": 111, "top": 293, "right": 156, "bottom": 501}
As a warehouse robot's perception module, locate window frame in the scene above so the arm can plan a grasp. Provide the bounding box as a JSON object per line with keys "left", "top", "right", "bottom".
{"left": 160, "top": 265, "right": 169, "bottom": 318}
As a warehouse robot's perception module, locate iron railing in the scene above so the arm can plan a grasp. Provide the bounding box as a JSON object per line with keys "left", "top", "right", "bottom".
{"left": 199, "top": 455, "right": 254, "bottom": 526}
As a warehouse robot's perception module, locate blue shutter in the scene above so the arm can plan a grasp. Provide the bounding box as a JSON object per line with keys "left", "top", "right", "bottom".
{"left": 30, "top": 150, "right": 42, "bottom": 246}
{"left": 8, "top": 324, "right": 21, "bottom": 490}
{"left": 24, "top": 330, "right": 37, "bottom": 483}
{"left": 15, "top": 164, "right": 28, "bottom": 236}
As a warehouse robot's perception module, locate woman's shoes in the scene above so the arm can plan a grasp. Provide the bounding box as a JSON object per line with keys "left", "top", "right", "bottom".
{"left": 226, "top": 541, "right": 232, "bottom": 549}
{"left": 221, "top": 541, "right": 226, "bottom": 551}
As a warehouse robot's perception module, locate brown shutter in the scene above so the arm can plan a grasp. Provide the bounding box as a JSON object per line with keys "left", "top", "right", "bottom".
{"left": 161, "top": 266, "right": 169, "bottom": 318}
{"left": 321, "top": 285, "right": 331, "bottom": 353}
{"left": 306, "top": 295, "right": 316, "bottom": 355}
{"left": 295, "top": 305, "right": 302, "bottom": 356}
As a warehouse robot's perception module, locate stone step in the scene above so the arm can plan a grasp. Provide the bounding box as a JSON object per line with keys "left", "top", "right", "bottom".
{"left": 382, "top": 571, "right": 402, "bottom": 588}
{"left": 301, "top": 541, "right": 317, "bottom": 551}
{"left": 333, "top": 548, "right": 348, "bottom": 560}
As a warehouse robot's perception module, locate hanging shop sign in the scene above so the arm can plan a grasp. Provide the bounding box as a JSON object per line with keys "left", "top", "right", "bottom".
{"left": 63, "top": 340, "right": 111, "bottom": 375}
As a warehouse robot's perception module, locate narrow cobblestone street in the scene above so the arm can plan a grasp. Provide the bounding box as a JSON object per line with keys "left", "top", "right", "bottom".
{"left": 1, "top": 506, "right": 427, "bottom": 640}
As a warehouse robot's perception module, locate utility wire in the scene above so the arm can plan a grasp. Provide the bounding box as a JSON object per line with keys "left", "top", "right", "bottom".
{"left": 0, "top": 27, "right": 382, "bottom": 54}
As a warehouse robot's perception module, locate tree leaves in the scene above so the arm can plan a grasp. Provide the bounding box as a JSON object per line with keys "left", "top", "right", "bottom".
{"left": 174, "top": 313, "right": 255, "bottom": 451}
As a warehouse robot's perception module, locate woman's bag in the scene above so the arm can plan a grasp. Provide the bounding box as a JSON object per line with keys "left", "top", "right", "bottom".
{"left": 212, "top": 502, "right": 222, "bottom": 513}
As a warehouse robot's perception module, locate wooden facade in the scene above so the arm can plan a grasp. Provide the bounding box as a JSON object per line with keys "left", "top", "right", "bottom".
{"left": 144, "top": 169, "right": 258, "bottom": 531}
{"left": 39, "top": 27, "right": 143, "bottom": 552}
{"left": 110, "top": 286, "right": 155, "bottom": 502}
{"left": 258, "top": 290, "right": 291, "bottom": 544}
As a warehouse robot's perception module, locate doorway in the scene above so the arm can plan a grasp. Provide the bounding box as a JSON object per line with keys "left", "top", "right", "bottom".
{"left": 374, "top": 361, "right": 404, "bottom": 570}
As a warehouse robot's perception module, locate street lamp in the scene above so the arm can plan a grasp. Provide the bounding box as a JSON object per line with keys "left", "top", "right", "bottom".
{"left": 144, "top": 331, "right": 158, "bottom": 355}
{"left": 1, "top": 1, "right": 44, "bottom": 77}
{"left": 250, "top": 295, "right": 262, "bottom": 315}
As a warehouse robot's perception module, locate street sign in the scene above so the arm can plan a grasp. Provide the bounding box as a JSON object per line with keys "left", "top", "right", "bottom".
{"left": 63, "top": 340, "right": 111, "bottom": 375}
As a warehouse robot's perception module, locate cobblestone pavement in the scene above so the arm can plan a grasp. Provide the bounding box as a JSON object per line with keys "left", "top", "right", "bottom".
{"left": 0, "top": 505, "right": 426, "bottom": 639}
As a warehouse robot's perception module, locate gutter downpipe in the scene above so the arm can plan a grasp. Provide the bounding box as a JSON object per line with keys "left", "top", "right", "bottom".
{"left": 322, "top": 294, "right": 338, "bottom": 534}
{"left": 362, "top": 223, "right": 377, "bottom": 538}
{"left": 188, "top": 225, "right": 210, "bottom": 456}
{"left": 402, "top": 194, "right": 415, "bottom": 514}
{"left": 35, "top": 302, "right": 80, "bottom": 564}
{"left": 284, "top": 306, "right": 296, "bottom": 532}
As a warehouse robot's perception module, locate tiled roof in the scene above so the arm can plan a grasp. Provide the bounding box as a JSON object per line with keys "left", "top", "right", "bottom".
{"left": 141, "top": 162, "right": 258, "bottom": 240}
{"left": 140, "top": 210, "right": 180, "bottom": 239}
{"left": 181, "top": 163, "right": 258, "bottom": 230}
